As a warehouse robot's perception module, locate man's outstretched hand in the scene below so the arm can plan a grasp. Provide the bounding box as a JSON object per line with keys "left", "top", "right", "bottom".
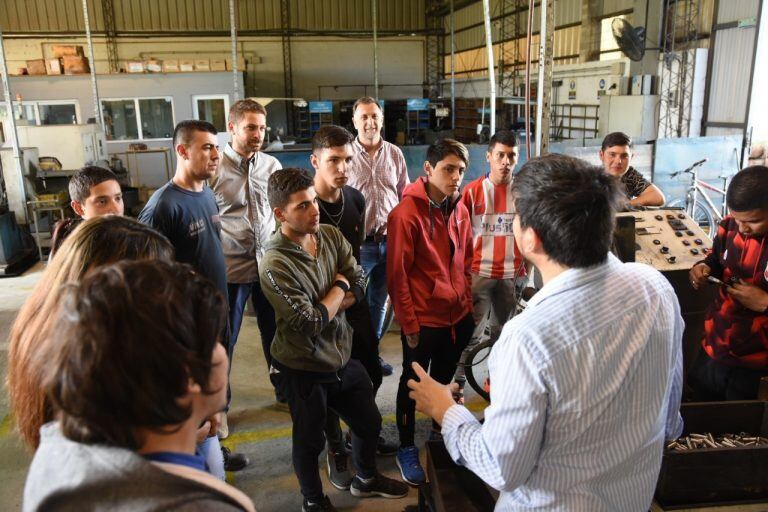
{"left": 407, "top": 362, "right": 461, "bottom": 426}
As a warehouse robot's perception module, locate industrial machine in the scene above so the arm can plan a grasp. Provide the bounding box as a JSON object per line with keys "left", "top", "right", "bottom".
{"left": 13, "top": 123, "right": 108, "bottom": 170}
{"left": 615, "top": 208, "right": 716, "bottom": 385}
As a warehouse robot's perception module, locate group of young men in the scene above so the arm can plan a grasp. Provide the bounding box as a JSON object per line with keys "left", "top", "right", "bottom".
{"left": 26, "top": 93, "right": 768, "bottom": 512}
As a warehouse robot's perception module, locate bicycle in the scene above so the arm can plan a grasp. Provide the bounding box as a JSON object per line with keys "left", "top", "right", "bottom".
{"left": 668, "top": 156, "right": 734, "bottom": 235}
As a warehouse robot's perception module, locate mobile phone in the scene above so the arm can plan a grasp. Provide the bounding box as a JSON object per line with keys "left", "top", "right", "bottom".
{"left": 707, "top": 275, "right": 725, "bottom": 286}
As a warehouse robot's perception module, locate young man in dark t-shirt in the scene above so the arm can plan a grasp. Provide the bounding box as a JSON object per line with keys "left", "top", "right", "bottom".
{"left": 310, "top": 125, "right": 395, "bottom": 492}
{"left": 138, "top": 120, "right": 248, "bottom": 473}
{"left": 599, "top": 132, "right": 665, "bottom": 208}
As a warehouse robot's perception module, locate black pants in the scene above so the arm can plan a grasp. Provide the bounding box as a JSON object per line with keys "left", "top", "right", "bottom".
{"left": 688, "top": 348, "right": 768, "bottom": 401}
{"left": 280, "top": 359, "right": 381, "bottom": 501}
{"left": 227, "top": 282, "right": 281, "bottom": 406}
{"left": 396, "top": 314, "right": 474, "bottom": 447}
{"left": 325, "top": 299, "right": 383, "bottom": 453}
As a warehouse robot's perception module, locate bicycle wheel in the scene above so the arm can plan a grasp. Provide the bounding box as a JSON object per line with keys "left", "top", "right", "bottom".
{"left": 462, "top": 340, "right": 493, "bottom": 402}
{"left": 668, "top": 199, "right": 716, "bottom": 236}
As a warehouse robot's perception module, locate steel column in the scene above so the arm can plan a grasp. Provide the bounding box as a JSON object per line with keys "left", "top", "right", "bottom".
{"left": 482, "top": 0, "right": 496, "bottom": 135}
{"left": 229, "top": 0, "right": 240, "bottom": 101}
{"left": 0, "top": 29, "right": 29, "bottom": 224}
{"left": 535, "top": 0, "right": 554, "bottom": 156}
{"left": 81, "top": 0, "right": 104, "bottom": 128}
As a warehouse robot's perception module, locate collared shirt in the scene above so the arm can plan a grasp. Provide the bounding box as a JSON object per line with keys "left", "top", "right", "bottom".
{"left": 346, "top": 138, "right": 409, "bottom": 236}
{"left": 210, "top": 143, "right": 282, "bottom": 283}
{"left": 442, "top": 254, "right": 684, "bottom": 511}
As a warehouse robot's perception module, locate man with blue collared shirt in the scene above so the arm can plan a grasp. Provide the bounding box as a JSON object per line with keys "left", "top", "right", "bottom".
{"left": 408, "top": 154, "right": 684, "bottom": 511}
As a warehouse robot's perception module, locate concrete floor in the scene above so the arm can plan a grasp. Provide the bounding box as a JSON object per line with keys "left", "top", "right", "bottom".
{"left": 0, "top": 262, "right": 487, "bottom": 511}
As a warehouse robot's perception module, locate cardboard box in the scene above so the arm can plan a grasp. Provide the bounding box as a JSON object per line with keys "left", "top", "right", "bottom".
{"left": 126, "top": 60, "right": 145, "bottom": 73}
{"left": 26, "top": 59, "right": 47, "bottom": 76}
{"left": 45, "top": 58, "right": 63, "bottom": 75}
{"left": 210, "top": 59, "right": 227, "bottom": 71}
{"left": 179, "top": 60, "right": 195, "bottom": 72}
{"left": 145, "top": 59, "right": 162, "bottom": 73}
{"left": 162, "top": 59, "right": 179, "bottom": 72}
{"left": 226, "top": 56, "right": 247, "bottom": 70}
{"left": 52, "top": 45, "right": 84, "bottom": 58}
{"left": 194, "top": 59, "right": 210, "bottom": 71}
{"left": 63, "top": 55, "right": 90, "bottom": 74}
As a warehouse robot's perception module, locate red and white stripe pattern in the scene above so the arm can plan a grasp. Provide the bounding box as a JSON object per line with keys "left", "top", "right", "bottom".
{"left": 462, "top": 176, "right": 524, "bottom": 279}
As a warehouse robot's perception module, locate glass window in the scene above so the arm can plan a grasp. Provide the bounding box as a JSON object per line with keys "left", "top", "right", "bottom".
{"left": 139, "top": 98, "right": 174, "bottom": 139}
{"left": 39, "top": 103, "right": 78, "bottom": 125}
{"left": 102, "top": 99, "right": 139, "bottom": 140}
{"left": 195, "top": 97, "right": 228, "bottom": 132}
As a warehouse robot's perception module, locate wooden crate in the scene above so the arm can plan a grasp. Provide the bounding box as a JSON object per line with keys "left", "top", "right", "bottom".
{"left": 655, "top": 401, "right": 768, "bottom": 508}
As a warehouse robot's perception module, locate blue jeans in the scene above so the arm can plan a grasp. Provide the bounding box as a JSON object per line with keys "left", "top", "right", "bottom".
{"left": 226, "top": 281, "right": 279, "bottom": 409}
{"left": 360, "top": 239, "right": 389, "bottom": 340}
{"left": 197, "top": 435, "right": 225, "bottom": 480}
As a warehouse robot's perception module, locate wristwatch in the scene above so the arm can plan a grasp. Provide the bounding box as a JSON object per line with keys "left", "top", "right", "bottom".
{"left": 333, "top": 280, "right": 350, "bottom": 293}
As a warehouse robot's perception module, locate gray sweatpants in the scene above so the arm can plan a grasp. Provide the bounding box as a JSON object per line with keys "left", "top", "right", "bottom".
{"left": 455, "top": 274, "right": 520, "bottom": 381}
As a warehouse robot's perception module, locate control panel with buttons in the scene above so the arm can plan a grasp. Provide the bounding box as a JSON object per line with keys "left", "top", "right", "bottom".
{"left": 617, "top": 209, "right": 713, "bottom": 271}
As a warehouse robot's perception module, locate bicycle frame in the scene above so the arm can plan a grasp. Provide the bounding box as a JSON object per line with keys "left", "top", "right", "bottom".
{"left": 690, "top": 176, "right": 726, "bottom": 222}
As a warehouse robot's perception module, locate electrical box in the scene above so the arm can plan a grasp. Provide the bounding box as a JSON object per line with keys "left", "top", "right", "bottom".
{"left": 599, "top": 94, "right": 660, "bottom": 140}
{"left": 12, "top": 124, "right": 108, "bottom": 170}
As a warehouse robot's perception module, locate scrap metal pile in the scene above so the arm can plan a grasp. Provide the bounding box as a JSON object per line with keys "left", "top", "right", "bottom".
{"left": 667, "top": 433, "right": 768, "bottom": 451}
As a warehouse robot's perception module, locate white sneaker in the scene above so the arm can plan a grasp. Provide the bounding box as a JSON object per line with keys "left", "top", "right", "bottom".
{"left": 217, "top": 413, "right": 229, "bottom": 439}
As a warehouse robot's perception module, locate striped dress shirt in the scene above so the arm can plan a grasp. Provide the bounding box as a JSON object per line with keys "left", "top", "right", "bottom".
{"left": 442, "top": 254, "right": 684, "bottom": 511}
{"left": 346, "top": 138, "right": 409, "bottom": 236}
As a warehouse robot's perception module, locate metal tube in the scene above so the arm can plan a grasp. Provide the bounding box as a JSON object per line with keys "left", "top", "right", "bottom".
{"left": 0, "top": 29, "right": 29, "bottom": 223}
{"left": 450, "top": 0, "right": 456, "bottom": 130}
{"left": 535, "top": 0, "right": 554, "bottom": 156}
{"left": 373, "top": 0, "right": 379, "bottom": 100}
{"left": 81, "top": 0, "right": 104, "bottom": 128}
{"left": 230, "top": 0, "right": 240, "bottom": 101}
{"left": 482, "top": 0, "right": 496, "bottom": 135}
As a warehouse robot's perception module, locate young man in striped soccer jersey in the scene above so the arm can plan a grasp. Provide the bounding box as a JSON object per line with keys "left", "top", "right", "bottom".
{"left": 455, "top": 130, "right": 525, "bottom": 384}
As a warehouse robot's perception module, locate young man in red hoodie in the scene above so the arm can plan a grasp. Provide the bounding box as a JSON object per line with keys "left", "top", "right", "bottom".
{"left": 387, "top": 138, "right": 474, "bottom": 485}
{"left": 689, "top": 165, "right": 768, "bottom": 399}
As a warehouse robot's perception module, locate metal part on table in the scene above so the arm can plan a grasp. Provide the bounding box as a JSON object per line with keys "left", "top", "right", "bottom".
{"left": 666, "top": 432, "right": 768, "bottom": 451}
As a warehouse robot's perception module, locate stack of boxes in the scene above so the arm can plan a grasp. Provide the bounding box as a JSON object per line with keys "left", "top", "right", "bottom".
{"left": 25, "top": 45, "right": 90, "bottom": 76}
{"left": 125, "top": 56, "right": 243, "bottom": 73}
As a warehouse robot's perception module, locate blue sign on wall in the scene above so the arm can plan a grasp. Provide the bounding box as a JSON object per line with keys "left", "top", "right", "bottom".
{"left": 406, "top": 98, "right": 429, "bottom": 111}
{"left": 309, "top": 101, "right": 333, "bottom": 113}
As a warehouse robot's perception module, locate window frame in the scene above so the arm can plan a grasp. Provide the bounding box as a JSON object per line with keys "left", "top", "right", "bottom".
{"left": 192, "top": 94, "right": 230, "bottom": 132}
{"left": 101, "top": 96, "right": 176, "bottom": 142}
{"left": 0, "top": 99, "right": 80, "bottom": 125}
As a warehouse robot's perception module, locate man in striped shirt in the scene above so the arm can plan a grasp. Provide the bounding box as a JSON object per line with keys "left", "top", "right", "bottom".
{"left": 347, "top": 96, "right": 410, "bottom": 376}
{"left": 408, "top": 155, "right": 684, "bottom": 511}
{"left": 456, "top": 131, "right": 525, "bottom": 384}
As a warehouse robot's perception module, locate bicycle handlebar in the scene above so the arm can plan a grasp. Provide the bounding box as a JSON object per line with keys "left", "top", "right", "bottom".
{"left": 670, "top": 158, "right": 708, "bottom": 178}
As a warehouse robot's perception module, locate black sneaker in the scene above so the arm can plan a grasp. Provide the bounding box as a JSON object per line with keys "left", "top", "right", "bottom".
{"left": 343, "top": 432, "right": 397, "bottom": 456}
{"left": 350, "top": 473, "right": 410, "bottom": 498}
{"left": 302, "top": 495, "right": 337, "bottom": 512}
{"left": 221, "top": 446, "right": 249, "bottom": 472}
{"left": 326, "top": 450, "right": 353, "bottom": 490}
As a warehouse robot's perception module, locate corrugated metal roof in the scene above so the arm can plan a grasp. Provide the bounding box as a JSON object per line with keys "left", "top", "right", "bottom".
{"left": 602, "top": 0, "right": 634, "bottom": 16}
{"left": 707, "top": 26, "right": 755, "bottom": 123}
{"left": 717, "top": 0, "right": 759, "bottom": 24}
{"left": 0, "top": 0, "right": 425, "bottom": 33}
